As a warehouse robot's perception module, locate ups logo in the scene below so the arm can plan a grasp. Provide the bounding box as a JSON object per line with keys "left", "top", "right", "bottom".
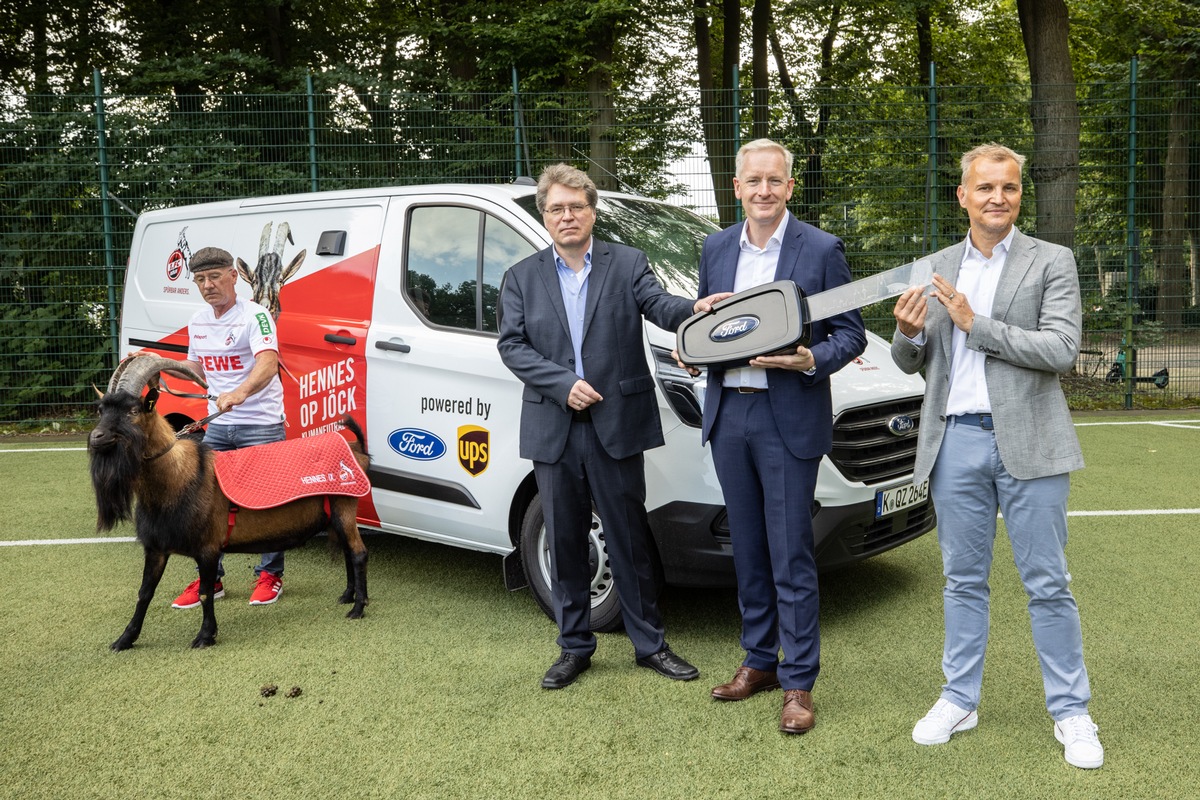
{"left": 458, "top": 425, "right": 490, "bottom": 476}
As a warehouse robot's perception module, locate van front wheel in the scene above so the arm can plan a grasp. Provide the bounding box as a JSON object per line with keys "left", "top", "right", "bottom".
{"left": 518, "top": 496, "right": 624, "bottom": 632}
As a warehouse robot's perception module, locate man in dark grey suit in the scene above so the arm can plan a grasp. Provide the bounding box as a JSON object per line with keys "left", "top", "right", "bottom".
{"left": 891, "top": 143, "right": 1103, "bottom": 769}
{"left": 498, "top": 163, "right": 726, "bottom": 690}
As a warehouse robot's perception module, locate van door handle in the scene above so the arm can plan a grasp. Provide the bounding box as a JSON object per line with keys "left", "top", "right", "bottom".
{"left": 375, "top": 340, "right": 411, "bottom": 353}
{"left": 324, "top": 334, "right": 357, "bottom": 345}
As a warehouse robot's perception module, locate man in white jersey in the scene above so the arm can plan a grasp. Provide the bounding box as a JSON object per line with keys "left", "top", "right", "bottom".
{"left": 170, "top": 246, "right": 289, "bottom": 609}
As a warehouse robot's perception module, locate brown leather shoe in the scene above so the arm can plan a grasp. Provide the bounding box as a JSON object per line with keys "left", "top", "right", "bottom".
{"left": 780, "top": 689, "right": 815, "bottom": 734}
{"left": 711, "top": 666, "right": 781, "bottom": 701}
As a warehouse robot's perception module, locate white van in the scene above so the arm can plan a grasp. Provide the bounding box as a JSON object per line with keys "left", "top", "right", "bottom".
{"left": 119, "top": 182, "right": 934, "bottom": 629}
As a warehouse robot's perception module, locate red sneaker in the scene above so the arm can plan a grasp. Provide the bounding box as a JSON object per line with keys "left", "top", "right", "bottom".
{"left": 170, "top": 578, "right": 224, "bottom": 609}
{"left": 249, "top": 572, "right": 283, "bottom": 605}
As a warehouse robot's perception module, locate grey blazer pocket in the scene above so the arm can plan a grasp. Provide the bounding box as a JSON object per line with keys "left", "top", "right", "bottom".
{"left": 522, "top": 385, "right": 545, "bottom": 404}
{"left": 619, "top": 374, "right": 655, "bottom": 396}
{"left": 1034, "top": 389, "right": 1080, "bottom": 459}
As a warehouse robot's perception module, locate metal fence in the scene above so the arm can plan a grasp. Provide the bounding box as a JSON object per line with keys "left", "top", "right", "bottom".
{"left": 2, "top": 68, "right": 1197, "bottom": 428}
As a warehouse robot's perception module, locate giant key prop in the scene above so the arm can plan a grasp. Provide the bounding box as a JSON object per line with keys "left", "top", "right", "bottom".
{"left": 676, "top": 259, "right": 933, "bottom": 370}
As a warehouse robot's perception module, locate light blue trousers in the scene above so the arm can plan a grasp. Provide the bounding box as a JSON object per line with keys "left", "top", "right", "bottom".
{"left": 930, "top": 415, "right": 1091, "bottom": 720}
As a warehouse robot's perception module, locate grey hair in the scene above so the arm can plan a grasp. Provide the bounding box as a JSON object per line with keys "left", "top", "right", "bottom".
{"left": 535, "top": 163, "right": 599, "bottom": 213}
{"left": 960, "top": 143, "right": 1026, "bottom": 185}
{"left": 735, "top": 138, "right": 795, "bottom": 179}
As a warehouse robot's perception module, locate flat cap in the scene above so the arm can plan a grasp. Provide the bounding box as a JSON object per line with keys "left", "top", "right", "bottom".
{"left": 190, "top": 246, "right": 234, "bottom": 272}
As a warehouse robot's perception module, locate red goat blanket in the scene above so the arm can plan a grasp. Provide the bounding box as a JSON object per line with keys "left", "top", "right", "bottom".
{"left": 213, "top": 432, "right": 370, "bottom": 510}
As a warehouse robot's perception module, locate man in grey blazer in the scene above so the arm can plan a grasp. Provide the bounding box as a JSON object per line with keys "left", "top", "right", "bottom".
{"left": 498, "top": 163, "right": 726, "bottom": 690}
{"left": 891, "top": 143, "right": 1103, "bottom": 768}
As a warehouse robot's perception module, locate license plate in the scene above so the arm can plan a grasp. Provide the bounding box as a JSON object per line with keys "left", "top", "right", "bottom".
{"left": 875, "top": 480, "right": 929, "bottom": 518}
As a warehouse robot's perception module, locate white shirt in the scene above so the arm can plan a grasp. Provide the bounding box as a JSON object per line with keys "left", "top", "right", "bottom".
{"left": 187, "top": 297, "right": 285, "bottom": 425}
{"left": 723, "top": 214, "right": 790, "bottom": 389}
{"left": 943, "top": 227, "right": 1016, "bottom": 416}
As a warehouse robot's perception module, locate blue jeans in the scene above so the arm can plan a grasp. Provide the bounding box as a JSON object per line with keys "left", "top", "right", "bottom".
{"left": 204, "top": 423, "right": 287, "bottom": 579}
{"left": 930, "top": 415, "right": 1091, "bottom": 720}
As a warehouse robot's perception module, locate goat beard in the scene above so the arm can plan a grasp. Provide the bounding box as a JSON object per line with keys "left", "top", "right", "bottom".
{"left": 89, "top": 422, "right": 146, "bottom": 532}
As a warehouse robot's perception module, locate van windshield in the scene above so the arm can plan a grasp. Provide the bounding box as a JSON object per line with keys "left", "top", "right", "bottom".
{"left": 515, "top": 195, "right": 717, "bottom": 297}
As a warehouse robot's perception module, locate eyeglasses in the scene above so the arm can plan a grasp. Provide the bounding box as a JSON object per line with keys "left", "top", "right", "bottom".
{"left": 192, "top": 271, "right": 230, "bottom": 286}
{"left": 543, "top": 203, "right": 592, "bottom": 218}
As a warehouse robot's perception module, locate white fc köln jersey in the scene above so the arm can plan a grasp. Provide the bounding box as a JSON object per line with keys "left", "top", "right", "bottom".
{"left": 187, "top": 297, "right": 285, "bottom": 426}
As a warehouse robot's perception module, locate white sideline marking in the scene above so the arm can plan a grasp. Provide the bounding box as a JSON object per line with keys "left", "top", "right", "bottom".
{"left": 2, "top": 419, "right": 1190, "bottom": 455}
{"left": 1073, "top": 419, "right": 1200, "bottom": 427}
{"left": 1, "top": 537, "right": 137, "bottom": 547}
{"left": 1069, "top": 509, "right": 1200, "bottom": 516}
{"left": 5, "top": 507, "right": 1200, "bottom": 548}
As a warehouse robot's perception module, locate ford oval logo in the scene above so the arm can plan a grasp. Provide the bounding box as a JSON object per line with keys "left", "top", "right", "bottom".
{"left": 887, "top": 415, "right": 915, "bottom": 437}
{"left": 388, "top": 428, "right": 447, "bottom": 460}
{"left": 710, "top": 316, "right": 760, "bottom": 342}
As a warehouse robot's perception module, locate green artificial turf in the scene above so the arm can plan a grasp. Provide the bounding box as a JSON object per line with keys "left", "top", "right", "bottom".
{"left": 1, "top": 418, "right": 1197, "bottom": 799}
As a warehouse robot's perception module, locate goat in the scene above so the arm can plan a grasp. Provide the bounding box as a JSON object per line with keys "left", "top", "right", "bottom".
{"left": 236, "top": 221, "right": 306, "bottom": 318}
{"left": 88, "top": 354, "right": 369, "bottom": 650}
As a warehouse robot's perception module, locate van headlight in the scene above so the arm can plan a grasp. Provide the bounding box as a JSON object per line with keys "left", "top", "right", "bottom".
{"left": 651, "top": 344, "right": 705, "bottom": 428}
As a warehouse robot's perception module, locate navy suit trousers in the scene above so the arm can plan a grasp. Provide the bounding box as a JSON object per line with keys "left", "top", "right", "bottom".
{"left": 710, "top": 391, "right": 821, "bottom": 690}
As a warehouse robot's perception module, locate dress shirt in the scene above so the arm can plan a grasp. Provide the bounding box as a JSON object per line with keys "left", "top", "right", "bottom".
{"left": 723, "top": 214, "right": 790, "bottom": 389}
{"left": 554, "top": 240, "right": 592, "bottom": 379}
{"left": 943, "top": 226, "right": 1015, "bottom": 416}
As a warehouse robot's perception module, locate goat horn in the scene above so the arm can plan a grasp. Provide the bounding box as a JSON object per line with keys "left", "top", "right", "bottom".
{"left": 258, "top": 222, "right": 273, "bottom": 258}
{"left": 273, "top": 221, "right": 291, "bottom": 257}
{"left": 109, "top": 355, "right": 206, "bottom": 398}
{"left": 106, "top": 353, "right": 148, "bottom": 394}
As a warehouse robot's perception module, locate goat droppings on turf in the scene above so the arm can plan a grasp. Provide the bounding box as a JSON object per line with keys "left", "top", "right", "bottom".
{"left": 286, "top": 686, "right": 303, "bottom": 698}
{"left": 260, "top": 684, "right": 278, "bottom": 698}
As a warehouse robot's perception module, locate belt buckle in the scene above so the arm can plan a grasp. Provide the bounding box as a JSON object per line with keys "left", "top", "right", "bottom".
{"left": 736, "top": 386, "right": 765, "bottom": 394}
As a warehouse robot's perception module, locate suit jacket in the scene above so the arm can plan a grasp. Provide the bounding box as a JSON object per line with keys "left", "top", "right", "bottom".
{"left": 698, "top": 213, "right": 867, "bottom": 460}
{"left": 498, "top": 238, "right": 696, "bottom": 463}
{"left": 891, "top": 228, "right": 1085, "bottom": 482}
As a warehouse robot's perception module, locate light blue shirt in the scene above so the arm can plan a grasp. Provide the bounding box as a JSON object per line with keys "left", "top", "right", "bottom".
{"left": 553, "top": 241, "right": 593, "bottom": 379}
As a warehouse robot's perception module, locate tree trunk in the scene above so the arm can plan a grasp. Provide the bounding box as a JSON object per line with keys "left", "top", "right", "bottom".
{"left": 1016, "top": 0, "right": 1080, "bottom": 250}
{"left": 587, "top": 28, "right": 619, "bottom": 191}
{"left": 751, "top": 0, "right": 770, "bottom": 140}
{"left": 1158, "top": 87, "right": 1192, "bottom": 326}
{"left": 915, "top": 2, "right": 932, "bottom": 83}
{"left": 694, "top": 0, "right": 740, "bottom": 226}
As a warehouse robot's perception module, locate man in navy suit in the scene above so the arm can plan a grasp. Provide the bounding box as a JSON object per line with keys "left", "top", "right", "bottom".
{"left": 696, "top": 139, "right": 866, "bottom": 733}
{"left": 498, "top": 163, "right": 727, "bottom": 690}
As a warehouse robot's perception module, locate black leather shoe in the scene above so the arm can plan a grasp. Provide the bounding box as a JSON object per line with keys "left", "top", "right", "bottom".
{"left": 636, "top": 647, "right": 699, "bottom": 681}
{"left": 541, "top": 652, "right": 591, "bottom": 689}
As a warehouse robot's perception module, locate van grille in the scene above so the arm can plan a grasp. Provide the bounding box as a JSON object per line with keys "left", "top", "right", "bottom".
{"left": 830, "top": 398, "right": 923, "bottom": 486}
{"left": 843, "top": 501, "right": 937, "bottom": 556}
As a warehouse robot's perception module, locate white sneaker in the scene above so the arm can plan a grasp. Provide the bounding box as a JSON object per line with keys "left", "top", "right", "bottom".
{"left": 1055, "top": 714, "right": 1104, "bottom": 769}
{"left": 912, "top": 698, "right": 979, "bottom": 745}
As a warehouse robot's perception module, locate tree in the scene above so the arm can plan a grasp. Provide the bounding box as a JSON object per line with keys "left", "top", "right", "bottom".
{"left": 1016, "top": 0, "right": 1080, "bottom": 250}
{"left": 694, "top": 0, "right": 742, "bottom": 226}
{"left": 1071, "top": 0, "right": 1200, "bottom": 325}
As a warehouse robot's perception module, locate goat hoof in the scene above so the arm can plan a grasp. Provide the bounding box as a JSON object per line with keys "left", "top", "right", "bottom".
{"left": 345, "top": 606, "right": 365, "bottom": 619}
{"left": 111, "top": 638, "right": 134, "bottom": 652}
{"left": 337, "top": 591, "right": 354, "bottom": 605}
{"left": 190, "top": 635, "right": 216, "bottom": 649}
